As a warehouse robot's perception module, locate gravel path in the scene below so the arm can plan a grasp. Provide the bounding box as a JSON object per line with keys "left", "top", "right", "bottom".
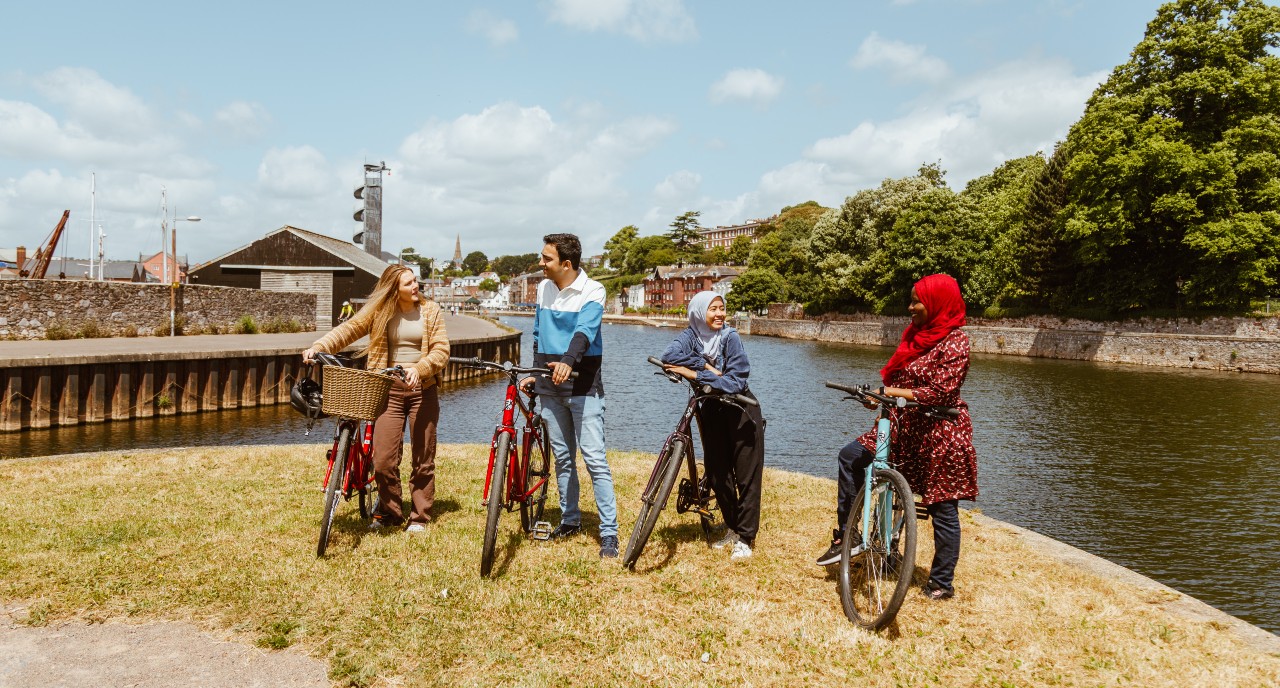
{"left": 0, "top": 605, "right": 328, "bottom": 688}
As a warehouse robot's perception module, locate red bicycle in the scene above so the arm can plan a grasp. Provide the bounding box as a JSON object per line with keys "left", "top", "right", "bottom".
{"left": 449, "top": 356, "right": 562, "bottom": 577}
{"left": 309, "top": 352, "right": 403, "bottom": 557}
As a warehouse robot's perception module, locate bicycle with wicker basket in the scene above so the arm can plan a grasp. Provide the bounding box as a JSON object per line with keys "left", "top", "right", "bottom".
{"left": 306, "top": 351, "right": 404, "bottom": 557}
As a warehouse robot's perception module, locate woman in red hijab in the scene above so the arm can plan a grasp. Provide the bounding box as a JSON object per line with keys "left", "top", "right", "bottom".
{"left": 814, "top": 274, "right": 978, "bottom": 601}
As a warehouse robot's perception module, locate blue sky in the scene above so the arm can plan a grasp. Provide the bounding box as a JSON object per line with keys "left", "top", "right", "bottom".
{"left": 0, "top": 0, "right": 1168, "bottom": 267}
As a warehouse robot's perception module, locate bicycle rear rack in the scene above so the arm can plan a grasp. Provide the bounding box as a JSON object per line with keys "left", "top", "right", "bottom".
{"left": 529, "top": 521, "right": 553, "bottom": 541}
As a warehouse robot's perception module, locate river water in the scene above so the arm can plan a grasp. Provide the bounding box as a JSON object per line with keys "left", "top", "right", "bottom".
{"left": 3, "top": 315, "right": 1278, "bottom": 634}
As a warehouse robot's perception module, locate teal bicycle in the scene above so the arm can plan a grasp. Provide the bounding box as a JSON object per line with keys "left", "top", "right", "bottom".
{"left": 824, "top": 382, "right": 957, "bottom": 630}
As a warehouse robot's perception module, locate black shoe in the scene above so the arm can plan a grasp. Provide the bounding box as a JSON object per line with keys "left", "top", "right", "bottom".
{"left": 549, "top": 522, "right": 581, "bottom": 540}
{"left": 815, "top": 529, "right": 842, "bottom": 566}
{"left": 599, "top": 535, "right": 619, "bottom": 558}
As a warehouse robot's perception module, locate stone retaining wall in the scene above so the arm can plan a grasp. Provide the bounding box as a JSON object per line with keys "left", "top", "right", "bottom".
{"left": 741, "top": 318, "right": 1280, "bottom": 374}
{"left": 0, "top": 280, "right": 315, "bottom": 339}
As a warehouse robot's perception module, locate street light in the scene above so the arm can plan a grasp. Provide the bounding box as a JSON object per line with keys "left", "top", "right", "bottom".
{"left": 168, "top": 213, "right": 201, "bottom": 336}
{"left": 1175, "top": 276, "right": 1184, "bottom": 332}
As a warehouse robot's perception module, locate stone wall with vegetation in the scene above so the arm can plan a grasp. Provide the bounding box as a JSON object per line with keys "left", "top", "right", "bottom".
{"left": 0, "top": 280, "right": 315, "bottom": 340}
{"left": 739, "top": 316, "right": 1280, "bottom": 375}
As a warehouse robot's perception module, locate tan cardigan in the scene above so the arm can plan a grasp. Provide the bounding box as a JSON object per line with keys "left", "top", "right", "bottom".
{"left": 311, "top": 300, "right": 450, "bottom": 387}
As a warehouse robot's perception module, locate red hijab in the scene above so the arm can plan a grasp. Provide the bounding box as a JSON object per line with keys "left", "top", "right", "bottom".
{"left": 880, "top": 274, "right": 966, "bottom": 383}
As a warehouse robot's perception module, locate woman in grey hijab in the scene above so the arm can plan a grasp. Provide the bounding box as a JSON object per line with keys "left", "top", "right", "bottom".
{"left": 660, "top": 291, "right": 765, "bottom": 560}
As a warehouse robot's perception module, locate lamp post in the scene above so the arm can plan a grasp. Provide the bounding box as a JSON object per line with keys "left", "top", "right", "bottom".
{"left": 169, "top": 214, "right": 201, "bottom": 336}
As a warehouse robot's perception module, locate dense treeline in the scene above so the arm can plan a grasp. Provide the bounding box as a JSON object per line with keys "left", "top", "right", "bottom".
{"left": 608, "top": 0, "right": 1280, "bottom": 317}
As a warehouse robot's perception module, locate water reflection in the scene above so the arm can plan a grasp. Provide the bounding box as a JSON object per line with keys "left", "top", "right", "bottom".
{"left": 2, "top": 315, "right": 1278, "bottom": 634}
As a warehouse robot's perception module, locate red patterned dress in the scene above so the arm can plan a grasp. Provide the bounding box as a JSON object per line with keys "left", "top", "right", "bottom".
{"left": 856, "top": 329, "right": 978, "bottom": 505}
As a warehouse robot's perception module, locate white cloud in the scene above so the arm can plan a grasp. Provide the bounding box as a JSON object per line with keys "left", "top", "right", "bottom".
{"left": 257, "top": 146, "right": 335, "bottom": 199}
{"left": 31, "top": 67, "right": 157, "bottom": 140}
{"left": 466, "top": 9, "right": 519, "bottom": 46}
{"left": 725, "top": 58, "right": 1105, "bottom": 220}
{"left": 545, "top": 0, "right": 697, "bottom": 42}
{"left": 653, "top": 170, "right": 701, "bottom": 203}
{"left": 851, "top": 32, "right": 950, "bottom": 83}
{"left": 213, "top": 101, "right": 271, "bottom": 142}
{"left": 708, "top": 69, "right": 784, "bottom": 107}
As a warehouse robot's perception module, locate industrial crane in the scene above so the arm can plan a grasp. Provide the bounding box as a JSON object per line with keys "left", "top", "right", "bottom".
{"left": 21, "top": 210, "right": 70, "bottom": 279}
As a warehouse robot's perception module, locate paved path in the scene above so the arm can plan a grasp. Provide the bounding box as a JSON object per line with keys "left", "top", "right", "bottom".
{"left": 0, "top": 313, "right": 509, "bottom": 365}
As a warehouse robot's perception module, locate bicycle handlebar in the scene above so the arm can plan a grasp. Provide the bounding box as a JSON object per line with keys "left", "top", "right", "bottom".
{"left": 647, "top": 356, "right": 759, "bottom": 407}
{"left": 448, "top": 356, "right": 579, "bottom": 380}
{"left": 824, "top": 381, "right": 959, "bottom": 418}
{"left": 311, "top": 351, "right": 406, "bottom": 380}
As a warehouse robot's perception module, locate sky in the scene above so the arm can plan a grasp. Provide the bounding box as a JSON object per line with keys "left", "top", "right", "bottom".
{"left": 0, "top": 0, "right": 1171, "bottom": 268}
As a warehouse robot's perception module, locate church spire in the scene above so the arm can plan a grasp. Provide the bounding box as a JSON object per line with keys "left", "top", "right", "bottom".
{"left": 453, "top": 234, "right": 462, "bottom": 264}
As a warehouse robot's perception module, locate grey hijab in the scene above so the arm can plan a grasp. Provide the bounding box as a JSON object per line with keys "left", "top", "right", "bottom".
{"left": 687, "top": 291, "right": 725, "bottom": 365}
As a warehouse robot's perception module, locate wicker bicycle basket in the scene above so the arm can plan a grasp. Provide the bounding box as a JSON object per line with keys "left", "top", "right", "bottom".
{"left": 321, "top": 366, "right": 395, "bottom": 421}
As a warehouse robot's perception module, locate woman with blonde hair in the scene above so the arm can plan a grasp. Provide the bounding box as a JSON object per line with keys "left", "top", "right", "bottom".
{"left": 303, "top": 265, "right": 450, "bottom": 532}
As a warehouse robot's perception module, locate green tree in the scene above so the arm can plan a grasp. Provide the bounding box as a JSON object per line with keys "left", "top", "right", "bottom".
{"left": 478, "top": 278, "right": 500, "bottom": 292}
{"left": 622, "top": 235, "right": 678, "bottom": 275}
{"left": 1055, "top": 0, "right": 1280, "bottom": 311}
{"left": 491, "top": 253, "right": 538, "bottom": 278}
{"left": 603, "top": 225, "right": 639, "bottom": 269}
{"left": 703, "top": 246, "right": 729, "bottom": 265}
{"left": 666, "top": 211, "right": 704, "bottom": 257}
{"left": 462, "top": 250, "right": 489, "bottom": 276}
{"left": 728, "top": 235, "right": 753, "bottom": 265}
{"left": 957, "top": 154, "right": 1047, "bottom": 311}
{"left": 806, "top": 166, "right": 944, "bottom": 312}
{"left": 398, "top": 247, "right": 434, "bottom": 277}
{"left": 726, "top": 268, "right": 786, "bottom": 313}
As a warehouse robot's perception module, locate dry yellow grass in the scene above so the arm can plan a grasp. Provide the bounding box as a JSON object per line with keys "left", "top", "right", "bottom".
{"left": 1, "top": 444, "right": 1277, "bottom": 687}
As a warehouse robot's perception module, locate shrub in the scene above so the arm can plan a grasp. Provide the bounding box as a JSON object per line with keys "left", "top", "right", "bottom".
{"left": 260, "top": 317, "right": 306, "bottom": 334}
{"left": 234, "top": 315, "right": 258, "bottom": 334}
{"left": 45, "top": 323, "right": 73, "bottom": 340}
{"left": 122, "top": 325, "right": 139, "bottom": 338}
{"left": 76, "top": 321, "right": 108, "bottom": 339}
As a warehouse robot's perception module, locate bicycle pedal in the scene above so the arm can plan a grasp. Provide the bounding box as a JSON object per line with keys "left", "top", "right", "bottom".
{"left": 529, "top": 521, "right": 553, "bottom": 541}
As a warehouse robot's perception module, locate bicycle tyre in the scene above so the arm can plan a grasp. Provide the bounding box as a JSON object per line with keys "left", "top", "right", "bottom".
{"left": 317, "top": 425, "right": 353, "bottom": 558}
{"left": 519, "top": 418, "right": 551, "bottom": 533}
{"left": 480, "top": 433, "right": 511, "bottom": 578}
{"left": 838, "top": 468, "right": 916, "bottom": 630}
{"left": 358, "top": 481, "right": 379, "bottom": 521}
{"left": 622, "top": 438, "right": 684, "bottom": 569}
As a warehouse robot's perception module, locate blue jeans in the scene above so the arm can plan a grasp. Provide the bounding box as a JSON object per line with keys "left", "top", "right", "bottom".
{"left": 540, "top": 393, "right": 617, "bottom": 537}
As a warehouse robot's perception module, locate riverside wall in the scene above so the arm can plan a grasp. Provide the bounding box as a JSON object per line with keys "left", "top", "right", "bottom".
{"left": 738, "top": 317, "right": 1280, "bottom": 374}
{"left": 0, "top": 280, "right": 316, "bottom": 339}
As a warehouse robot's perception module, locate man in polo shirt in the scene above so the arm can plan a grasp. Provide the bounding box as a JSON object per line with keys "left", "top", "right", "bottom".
{"left": 519, "top": 233, "right": 618, "bottom": 558}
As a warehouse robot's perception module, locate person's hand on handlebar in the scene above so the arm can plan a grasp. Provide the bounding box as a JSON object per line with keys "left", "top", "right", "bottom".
{"left": 402, "top": 366, "right": 420, "bottom": 389}
{"left": 662, "top": 364, "right": 698, "bottom": 380}
{"left": 302, "top": 346, "right": 320, "bottom": 364}
{"left": 518, "top": 376, "right": 535, "bottom": 393}
{"left": 548, "top": 361, "right": 574, "bottom": 386}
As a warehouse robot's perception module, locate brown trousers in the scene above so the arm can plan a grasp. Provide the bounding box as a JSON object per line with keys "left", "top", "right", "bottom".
{"left": 371, "top": 380, "right": 439, "bottom": 525}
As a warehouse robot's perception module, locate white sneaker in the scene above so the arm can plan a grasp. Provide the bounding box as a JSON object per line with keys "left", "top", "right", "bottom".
{"left": 730, "top": 541, "right": 752, "bottom": 560}
{"left": 406, "top": 523, "right": 426, "bottom": 534}
{"left": 711, "top": 531, "right": 738, "bottom": 549}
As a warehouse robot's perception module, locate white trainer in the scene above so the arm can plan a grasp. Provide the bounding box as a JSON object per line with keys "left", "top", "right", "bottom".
{"left": 730, "top": 540, "right": 752, "bottom": 560}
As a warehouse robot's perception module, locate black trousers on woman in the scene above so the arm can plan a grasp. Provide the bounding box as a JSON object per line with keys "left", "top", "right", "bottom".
{"left": 697, "top": 393, "right": 765, "bottom": 547}
{"left": 836, "top": 441, "right": 961, "bottom": 593}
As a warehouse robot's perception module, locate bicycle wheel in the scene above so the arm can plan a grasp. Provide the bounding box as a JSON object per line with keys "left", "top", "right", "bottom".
{"left": 622, "top": 438, "right": 684, "bottom": 569}
{"left": 317, "top": 425, "right": 353, "bottom": 557}
{"left": 480, "top": 433, "right": 511, "bottom": 578}
{"left": 519, "top": 418, "right": 551, "bottom": 533}
{"left": 839, "top": 468, "right": 917, "bottom": 630}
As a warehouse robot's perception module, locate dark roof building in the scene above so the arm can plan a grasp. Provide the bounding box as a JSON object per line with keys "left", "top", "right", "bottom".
{"left": 189, "top": 225, "right": 395, "bottom": 329}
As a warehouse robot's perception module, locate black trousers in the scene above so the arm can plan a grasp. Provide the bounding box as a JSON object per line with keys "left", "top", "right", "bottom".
{"left": 698, "top": 395, "right": 764, "bottom": 546}
{"left": 836, "top": 441, "right": 961, "bottom": 593}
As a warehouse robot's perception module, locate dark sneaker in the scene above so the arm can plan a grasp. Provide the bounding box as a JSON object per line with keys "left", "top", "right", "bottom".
{"left": 923, "top": 580, "right": 954, "bottom": 600}
{"left": 815, "top": 529, "right": 842, "bottom": 566}
{"left": 369, "top": 517, "right": 402, "bottom": 531}
{"left": 549, "top": 522, "right": 581, "bottom": 540}
{"left": 599, "top": 535, "right": 619, "bottom": 558}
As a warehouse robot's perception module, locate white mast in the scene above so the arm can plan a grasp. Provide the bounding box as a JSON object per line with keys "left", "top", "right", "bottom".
{"left": 89, "top": 173, "right": 96, "bottom": 280}
{"left": 160, "top": 186, "right": 168, "bottom": 284}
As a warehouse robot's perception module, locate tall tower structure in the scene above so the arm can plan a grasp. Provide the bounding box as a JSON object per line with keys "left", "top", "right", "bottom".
{"left": 453, "top": 234, "right": 462, "bottom": 267}
{"left": 353, "top": 161, "right": 389, "bottom": 257}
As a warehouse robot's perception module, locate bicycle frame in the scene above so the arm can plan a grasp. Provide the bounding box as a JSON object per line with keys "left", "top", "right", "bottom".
{"left": 861, "top": 405, "right": 895, "bottom": 553}
{"left": 483, "top": 380, "right": 548, "bottom": 509}
{"left": 322, "top": 417, "right": 375, "bottom": 497}
{"left": 640, "top": 390, "right": 703, "bottom": 513}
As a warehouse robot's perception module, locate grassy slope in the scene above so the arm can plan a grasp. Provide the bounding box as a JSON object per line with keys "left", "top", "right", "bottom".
{"left": 1, "top": 444, "right": 1277, "bottom": 687}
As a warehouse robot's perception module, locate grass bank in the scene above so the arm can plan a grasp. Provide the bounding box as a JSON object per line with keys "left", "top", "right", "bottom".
{"left": 1, "top": 445, "right": 1277, "bottom": 687}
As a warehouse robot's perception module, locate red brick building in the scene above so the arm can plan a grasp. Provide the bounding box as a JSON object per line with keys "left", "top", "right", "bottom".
{"left": 642, "top": 265, "right": 742, "bottom": 312}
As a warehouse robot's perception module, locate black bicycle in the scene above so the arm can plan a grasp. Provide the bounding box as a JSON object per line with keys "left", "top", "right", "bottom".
{"left": 622, "top": 356, "right": 759, "bottom": 569}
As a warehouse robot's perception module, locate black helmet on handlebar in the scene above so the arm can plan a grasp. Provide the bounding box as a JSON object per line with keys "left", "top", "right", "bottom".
{"left": 290, "top": 367, "right": 328, "bottom": 420}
